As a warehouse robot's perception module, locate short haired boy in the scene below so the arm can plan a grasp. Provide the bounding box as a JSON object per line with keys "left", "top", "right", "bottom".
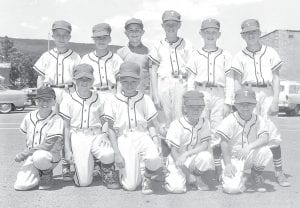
{"left": 59, "top": 64, "right": 119, "bottom": 188}
{"left": 103, "top": 62, "right": 162, "bottom": 194}
{"left": 14, "top": 86, "right": 64, "bottom": 190}
{"left": 164, "top": 90, "right": 213, "bottom": 193}
{"left": 216, "top": 88, "right": 272, "bottom": 193}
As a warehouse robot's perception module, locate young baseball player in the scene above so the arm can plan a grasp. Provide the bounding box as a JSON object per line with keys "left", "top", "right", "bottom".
{"left": 103, "top": 61, "right": 162, "bottom": 194}
{"left": 164, "top": 90, "right": 213, "bottom": 193}
{"left": 149, "top": 10, "right": 193, "bottom": 127}
{"left": 185, "top": 18, "right": 234, "bottom": 183}
{"left": 117, "top": 18, "right": 150, "bottom": 94}
{"left": 59, "top": 64, "right": 119, "bottom": 188}
{"left": 14, "top": 86, "right": 64, "bottom": 190}
{"left": 230, "top": 19, "right": 290, "bottom": 187}
{"left": 81, "top": 23, "right": 123, "bottom": 93}
{"left": 216, "top": 88, "right": 272, "bottom": 193}
{"left": 33, "top": 20, "right": 81, "bottom": 181}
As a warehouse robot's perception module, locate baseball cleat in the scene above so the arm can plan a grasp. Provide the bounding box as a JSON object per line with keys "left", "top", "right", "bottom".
{"left": 251, "top": 170, "right": 267, "bottom": 193}
{"left": 196, "top": 175, "right": 209, "bottom": 191}
{"left": 142, "top": 177, "right": 153, "bottom": 195}
{"left": 62, "top": 164, "right": 73, "bottom": 182}
{"left": 39, "top": 170, "right": 53, "bottom": 190}
{"left": 276, "top": 171, "right": 290, "bottom": 187}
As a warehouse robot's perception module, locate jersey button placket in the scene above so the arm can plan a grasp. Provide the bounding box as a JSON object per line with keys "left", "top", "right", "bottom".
{"left": 99, "top": 61, "right": 107, "bottom": 86}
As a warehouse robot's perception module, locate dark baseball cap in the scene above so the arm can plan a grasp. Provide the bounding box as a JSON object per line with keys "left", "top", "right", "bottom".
{"left": 241, "top": 19, "right": 260, "bottom": 34}
{"left": 162, "top": 10, "right": 181, "bottom": 22}
{"left": 119, "top": 62, "right": 140, "bottom": 79}
{"left": 201, "top": 18, "right": 220, "bottom": 30}
{"left": 92, "top": 23, "right": 111, "bottom": 38}
{"left": 36, "top": 86, "right": 56, "bottom": 99}
{"left": 125, "top": 18, "right": 143, "bottom": 29}
{"left": 183, "top": 90, "right": 205, "bottom": 106}
{"left": 73, "top": 64, "right": 94, "bottom": 80}
{"left": 234, "top": 87, "right": 257, "bottom": 104}
{"left": 52, "top": 20, "right": 72, "bottom": 32}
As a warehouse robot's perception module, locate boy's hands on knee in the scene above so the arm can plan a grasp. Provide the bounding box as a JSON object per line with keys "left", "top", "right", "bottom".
{"left": 175, "top": 153, "right": 188, "bottom": 167}
{"left": 224, "top": 163, "right": 237, "bottom": 178}
{"left": 15, "top": 149, "right": 30, "bottom": 162}
{"left": 114, "top": 152, "right": 125, "bottom": 169}
{"left": 235, "top": 146, "right": 251, "bottom": 160}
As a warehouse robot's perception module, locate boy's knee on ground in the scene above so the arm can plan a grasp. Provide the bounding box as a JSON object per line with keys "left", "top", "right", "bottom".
{"left": 194, "top": 151, "right": 213, "bottom": 171}
{"left": 165, "top": 173, "right": 186, "bottom": 193}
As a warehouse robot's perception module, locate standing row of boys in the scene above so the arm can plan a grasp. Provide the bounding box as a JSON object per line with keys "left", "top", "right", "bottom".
{"left": 14, "top": 10, "right": 290, "bottom": 194}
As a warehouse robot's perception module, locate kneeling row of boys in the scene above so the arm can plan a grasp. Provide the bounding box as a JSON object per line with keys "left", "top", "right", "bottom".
{"left": 14, "top": 61, "right": 280, "bottom": 194}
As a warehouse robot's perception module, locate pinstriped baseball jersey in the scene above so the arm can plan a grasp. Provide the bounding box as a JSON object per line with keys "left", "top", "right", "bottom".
{"left": 59, "top": 90, "right": 105, "bottom": 129}
{"left": 33, "top": 48, "right": 81, "bottom": 85}
{"left": 20, "top": 110, "right": 64, "bottom": 162}
{"left": 186, "top": 48, "right": 232, "bottom": 87}
{"left": 148, "top": 38, "right": 193, "bottom": 78}
{"left": 231, "top": 45, "right": 282, "bottom": 85}
{"left": 103, "top": 92, "right": 158, "bottom": 134}
{"left": 166, "top": 117, "right": 211, "bottom": 150}
{"left": 80, "top": 51, "right": 123, "bottom": 88}
{"left": 216, "top": 112, "right": 268, "bottom": 152}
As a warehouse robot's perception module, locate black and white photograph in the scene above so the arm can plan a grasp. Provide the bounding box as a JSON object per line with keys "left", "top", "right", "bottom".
{"left": 1, "top": 0, "right": 300, "bottom": 207}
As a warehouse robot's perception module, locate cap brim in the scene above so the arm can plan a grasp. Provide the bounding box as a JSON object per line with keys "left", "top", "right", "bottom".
{"left": 74, "top": 73, "right": 94, "bottom": 80}
{"left": 163, "top": 18, "right": 181, "bottom": 22}
{"left": 119, "top": 73, "right": 140, "bottom": 79}
{"left": 241, "top": 26, "right": 260, "bottom": 34}
{"left": 52, "top": 27, "right": 71, "bottom": 32}
{"left": 184, "top": 100, "right": 205, "bottom": 106}
{"left": 201, "top": 26, "right": 220, "bottom": 30}
{"left": 234, "top": 99, "right": 257, "bottom": 104}
{"left": 36, "top": 94, "right": 55, "bottom": 99}
{"left": 91, "top": 31, "right": 110, "bottom": 38}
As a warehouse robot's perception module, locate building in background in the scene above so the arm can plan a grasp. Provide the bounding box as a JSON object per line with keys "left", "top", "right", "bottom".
{"left": 261, "top": 30, "right": 300, "bottom": 82}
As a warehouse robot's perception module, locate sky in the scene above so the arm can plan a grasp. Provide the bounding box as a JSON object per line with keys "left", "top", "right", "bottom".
{"left": 0, "top": 0, "right": 299, "bottom": 53}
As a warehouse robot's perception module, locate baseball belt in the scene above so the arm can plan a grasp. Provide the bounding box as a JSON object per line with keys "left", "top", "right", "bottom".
{"left": 243, "top": 82, "right": 271, "bottom": 88}
{"left": 195, "top": 82, "right": 223, "bottom": 88}
{"left": 47, "top": 84, "right": 73, "bottom": 89}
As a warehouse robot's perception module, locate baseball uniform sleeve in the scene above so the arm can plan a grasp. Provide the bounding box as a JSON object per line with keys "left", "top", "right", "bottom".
{"left": 102, "top": 96, "right": 115, "bottom": 122}
{"left": 224, "top": 51, "right": 234, "bottom": 105}
{"left": 199, "top": 118, "right": 211, "bottom": 143}
{"left": 166, "top": 120, "right": 181, "bottom": 148}
{"left": 20, "top": 113, "right": 29, "bottom": 134}
{"left": 231, "top": 53, "right": 244, "bottom": 76}
{"left": 144, "top": 95, "right": 158, "bottom": 122}
{"left": 215, "top": 115, "right": 234, "bottom": 141}
{"left": 269, "top": 47, "right": 283, "bottom": 71}
{"left": 116, "top": 47, "right": 126, "bottom": 60}
{"left": 46, "top": 115, "right": 64, "bottom": 139}
{"left": 148, "top": 42, "right": 161, "bottom": 65}
{"left": 80, "top": 54, "right": 89, "bottom": 64}
{"left": 33, "top": 52, "right": 47, "bottom": 77}
{"left": 257, "top": 116, "right": 269, "bottom": 139}
{"left": 59, "top": 96, "right": 71, "bottom": 120}
{"left": 185, "top": 50, "right": 198, "bottom": 75}
{"left": 112, "top": 53, "right": 123, "bottom": 76}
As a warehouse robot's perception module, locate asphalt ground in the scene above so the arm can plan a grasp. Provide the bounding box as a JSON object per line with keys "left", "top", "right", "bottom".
{"left": 1, "top": 107, "right": 300, "bottom": 208}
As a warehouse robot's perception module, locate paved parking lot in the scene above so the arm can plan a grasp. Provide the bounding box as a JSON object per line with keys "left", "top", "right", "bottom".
{"left": 1, "top": 107, "right": 300, "bottom": 208}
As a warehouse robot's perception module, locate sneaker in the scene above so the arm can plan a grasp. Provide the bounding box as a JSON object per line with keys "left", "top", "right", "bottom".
{"left": 62, "top": 164, "right": 73, "bottom": 182}
{"left": 39, "top": 170, "right": 53, "bottom": 190}
{"left": 142, "top": 176, "right": 153, "bottom": 195}
{"left": 276, "top": 171, "right": 291, "bottom": 187}
{"left": 93, "top": 162, "right": 101, "bottom": 177}
{"left": 100, "top": 164, "right": 120, "bottom": 189}
{"left": 251, "top": 170, "right": 267, "bottom": 192}
{"left": 196, "top": 175, "right": 209, "bottom": 191}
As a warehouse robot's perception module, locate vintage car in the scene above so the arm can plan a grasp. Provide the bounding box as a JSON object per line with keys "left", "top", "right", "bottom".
{"left": 279, "top": 80, "right": 300, "bottom": 116}
{"left": 0, "top": 85, "right": 33, "bottom": 113}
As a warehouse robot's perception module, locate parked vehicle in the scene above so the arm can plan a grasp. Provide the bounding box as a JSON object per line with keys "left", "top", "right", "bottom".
{"left": 279, "top": 80, "right": 300, "bottom": 116}
{"left": 0, "top": 85, "right": 32, "bottom": 113}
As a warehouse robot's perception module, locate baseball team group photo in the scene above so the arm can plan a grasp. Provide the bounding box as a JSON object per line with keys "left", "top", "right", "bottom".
{"left": 1, "top": 0, "right": 300, "bottom": 207}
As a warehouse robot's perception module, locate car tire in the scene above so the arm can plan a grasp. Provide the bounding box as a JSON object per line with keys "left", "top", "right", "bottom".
{"left": 15, "top": 107, "right": 25, "bottom": 111}
{"left": 0, "top": 103, "right": 13, "bottom": 113}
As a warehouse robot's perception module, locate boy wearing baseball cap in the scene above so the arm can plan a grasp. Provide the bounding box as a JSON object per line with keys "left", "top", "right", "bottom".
{"left": 216, "top": 88, "right": 272, "bottom": 193}
{"left": 14, "top": 86, "right": 64, "bottom": 190}
{"left": 185, "top": 18, "right": 234, "bottom": 184}
{"left": 81, "top": 23, "right": 123, "bottom": 93}
{"left": 149, "top": 10, "right": 193, "bottom": 128}
{"left": 164, "top": 90, "right": 213, "bottom": 193}
{"left": 230, "top": 19, "right": 290, "bottom": 187}
{"left": 117, "top": 18, "right": 150, "bottom": 94}
{"left": 103, "top": 61, "right": 163, "bottom": 194}
{"left": 33, "top": 20, "right": 81, "bottom": 181}
{"left": 59, "top": 64, "right": 119, "bottom": 188}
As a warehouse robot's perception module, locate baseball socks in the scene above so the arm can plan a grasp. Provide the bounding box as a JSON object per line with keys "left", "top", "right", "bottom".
{"left": 213, "top": 145, "right": 222, "bottom": 184}
{"left": 39, "top": 169, "right": 54, "bottom": 190}
{"left": 142, "top": 168, "right": 155, "bottom": 195}
{"left": 250, "top": 166, "right": 267, "bottom": 192}
{"left": 193, "top": 169, "right": 209, "bottom": 191}
{"left": 271, "top": 145, "right": 290, "bottom": 187}
{"left": 100, "top": 163, "right": 120, "bottom": 189}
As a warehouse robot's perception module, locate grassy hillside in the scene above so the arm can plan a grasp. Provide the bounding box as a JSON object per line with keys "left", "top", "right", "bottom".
{"left": 0, "top": 37, "right": 122, "bottom": 58}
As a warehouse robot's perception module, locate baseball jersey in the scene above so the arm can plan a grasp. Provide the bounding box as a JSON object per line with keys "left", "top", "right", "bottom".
{"left": 186, "top": 48, "right": 232, "bottom": 87}
{"left": 231, "top": 45, "right": 282, "bottom": 85}
{"left": 103, "top": 92, "right": 158, "bottom": 134}
{"left": 33, "top": 48, "right": 81, "bottom": 85}
{"left": 148, "top": 38, "right": 193, "bottom": 78}
{"left": 216, "top": 112, "right": 268, "bottom": 153}
{"left": 166, "top": 117, "right": 211, "bottom": 150}
{"left": 80, "top": 51, "right": 123, "bottom": 88}
{"left": 20, "top": 109, "right": 64, "bottom": 162}
{"left": 59, "top": 90, "right": 105, "bottom": 129}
